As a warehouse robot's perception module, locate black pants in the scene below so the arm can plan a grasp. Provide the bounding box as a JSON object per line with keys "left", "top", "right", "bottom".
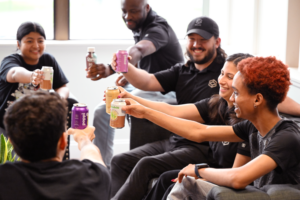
{"left": 144, "top": 170, "right": 179, "bottom": 200}
{"left": 110, "top": 139, "right": 212, "bottom": 200}
{"left": 63, "top": 97, "right": 78, "bottom": 160}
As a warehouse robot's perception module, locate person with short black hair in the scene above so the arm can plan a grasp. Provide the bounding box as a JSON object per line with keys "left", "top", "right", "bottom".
{"left": 123, "top": 56, "right": 300, "bottom": 199}
{"left": 0, "top": 22, "right": 77, "bottom": 159}
{"left": 0, "top": 91, "right": 111, "bottom": 200}
{"left": 89, "top": 0, "right": 184, "bottom": 169}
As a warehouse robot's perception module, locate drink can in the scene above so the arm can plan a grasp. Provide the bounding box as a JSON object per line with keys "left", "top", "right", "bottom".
{"left": 71, "top": 103, "right": 89, "bottom": 129}
{"left": 110, "top": 99, "right": 126, "bottom": 129}
{"left": 106, "top": 86, "right": 120, "bottom": 114}
{"left": 116, "top": 50, "right": 128, "bottom": 73}
{"left": 40, "top": 66, "right": 54, "bottom": 90}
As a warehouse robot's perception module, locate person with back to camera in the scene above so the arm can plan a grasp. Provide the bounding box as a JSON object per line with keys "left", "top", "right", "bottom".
{"left": 0, "top": 91, "right": 111, "bottom": 200}
{"left": 121, "top": 56, "right": 300, "bottom": 199}
{"left": 0, "top": 22, "right": 77, "bottom": 160}
{"left": 87, "top": 0, "right": 184, "bottom": 169}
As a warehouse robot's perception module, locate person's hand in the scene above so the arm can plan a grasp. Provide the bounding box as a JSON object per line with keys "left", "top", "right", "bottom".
{"left": 68, "top": 126, "right": 95, "bottom": 150}
{"left": 115, "top": 75, "right": 128, "bottom": 86}
{"left": 110, "top": 53, "right": 132, "bottom": 71}
{"left": 177, "top": 164, "right": 198, "bottom": 183}
{"left": 103, "top": 86, "right": 132, "bottom": 102}
{"left": 31, "top": 69, "right": 44, "bottom": 86}
{"left": 122, "top": 99, "right": 147, "bottom": 118}
{"left": 86, "top": 63, "right": 112, "bottom": 81}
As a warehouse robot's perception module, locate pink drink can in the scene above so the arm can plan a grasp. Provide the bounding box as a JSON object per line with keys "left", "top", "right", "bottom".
{"left": 116, "top": 50, "right": 128, "bottom": 73}
{"left": 71, "top": 103, "right": 89, "bottom": 129}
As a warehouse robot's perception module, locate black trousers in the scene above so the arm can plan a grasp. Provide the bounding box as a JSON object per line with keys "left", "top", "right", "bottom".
{"left": 144, "top": 170, "right": 179, "bottom": 200}
{"left": 110, "top": 139, "right": 212, "bottom": 200}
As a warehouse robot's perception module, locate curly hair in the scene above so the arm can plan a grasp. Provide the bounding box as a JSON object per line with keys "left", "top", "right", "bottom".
{"left": 237, "top": 56, "right": 291, "bottom": 110}
{"left": 4, "top": 91, "right": 67, "bottom": 162}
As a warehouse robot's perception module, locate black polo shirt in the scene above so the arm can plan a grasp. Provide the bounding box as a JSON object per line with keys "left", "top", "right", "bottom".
{"left": 155, "top": 57, "right": 225, "bottom": 148}
{"left": 132, "top": 8, "right": 184, "bottom": 73}
{"left": 155, "top": 57, "right": 224, "bottom": 104}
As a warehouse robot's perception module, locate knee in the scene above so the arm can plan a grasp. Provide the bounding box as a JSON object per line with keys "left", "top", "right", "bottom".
{"left": 136, "top": 156, "right": 155, "bottom": 170}
{"left": 111, "top": 153, "right": 128, "bottom": 169}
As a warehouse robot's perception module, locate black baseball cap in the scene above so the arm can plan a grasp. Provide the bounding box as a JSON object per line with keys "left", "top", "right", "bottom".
{"left": 186, "top": 16, "right": 219, "bottom": 39}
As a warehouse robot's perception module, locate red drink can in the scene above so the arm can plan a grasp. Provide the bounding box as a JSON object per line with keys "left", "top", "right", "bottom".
{"left": 71, "top": 103, "right": 89, "bottom": 129}
{"left": 116, "top": 50, "right": 128, "bottom": 73}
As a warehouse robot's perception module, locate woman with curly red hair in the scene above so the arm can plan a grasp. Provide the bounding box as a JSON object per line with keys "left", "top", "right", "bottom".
{"left": 122, "top": 56, "right": 300, "bottom": 199}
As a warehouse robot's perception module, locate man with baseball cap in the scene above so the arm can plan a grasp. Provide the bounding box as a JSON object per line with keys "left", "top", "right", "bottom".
{"left": 110, "top": 16, "right": 226, "bottom": 200}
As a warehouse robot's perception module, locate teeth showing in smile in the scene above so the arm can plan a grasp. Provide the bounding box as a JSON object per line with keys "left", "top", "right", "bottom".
{"left": 194, "top": 50, "right": 203, "bottom": 53}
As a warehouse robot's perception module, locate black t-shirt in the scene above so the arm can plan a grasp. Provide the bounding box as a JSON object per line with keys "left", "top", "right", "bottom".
{"left": 195, "top": 98, "right": 250, "bottom": 168}
{"left": 155, "top": 58, "right": 224, "bottom": 105}
{"left": 155, "top": 57, "right": 224, "bottom": 147}
{"left": 0, "top": 53, "right": 69, "bottom": 128}
{"left": 233, "top": 119, "right": 300, "bottom": 188}
{"left": 0, "top": 159, "right": 111, "bottom": 200}
{"left": 133, "top": 8, "right": 184, "bottom": 73}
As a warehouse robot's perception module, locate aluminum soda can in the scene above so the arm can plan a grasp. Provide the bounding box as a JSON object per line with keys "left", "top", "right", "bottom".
{"left": 106, "top": 86, "right": 120, "bottom": 114}
{"left": 40, "top": 66, "right": 54, "bottom": 90}
{"left": 116, "top": 50, "right": 128, "bottom": 73}
{"left": 110, "top": 99, "right": 126, "bottom": 129}
{"left": 71, "top": 103, "right": 89, "bottom": 129}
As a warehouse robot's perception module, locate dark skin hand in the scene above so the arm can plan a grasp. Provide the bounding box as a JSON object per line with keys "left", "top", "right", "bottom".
{"left": 86, "top": 63, "right": 114, "bottom": 81}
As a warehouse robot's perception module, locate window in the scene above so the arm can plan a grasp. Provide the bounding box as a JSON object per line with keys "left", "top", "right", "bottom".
{"left": 0, "top": 0, "right": 54, "bottom": 40}
{"left": 70, "top": 0, "right": 203, "bottom": 40}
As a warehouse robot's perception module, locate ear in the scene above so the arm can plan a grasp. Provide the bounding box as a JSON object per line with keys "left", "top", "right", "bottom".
{"left": 146, "top": 4, "right": 150, "bottom": 12}
{"left": 17, "top": 41, "right": 20, "bottom": 49}
{"left": 58, "top": 132, "right": 68, "bottom": 150}
{"left": 254, "top": 93, "right": 264, "bottom": 108}
{"left": 215, "top": 37, "right": 221, "bottom": 49}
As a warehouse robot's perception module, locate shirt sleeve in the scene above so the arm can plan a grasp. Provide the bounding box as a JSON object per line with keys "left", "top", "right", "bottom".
{"left": 141, "top": 26, "right": 169, "bottom": 51}
{"left": 154, "top": 63, "right": 180, "bottom": 93}
{"left": 45, "top": 54, "right": 69, "bottom": 89}
{"left": 0, "top": 55, "right": 22, "bottom": 83}
{"left": 194, "top": 98, "right": 211, "bottom": 123}
{"left": 263, "top": 123, "right": 300, "bottom": 172}
{"left": 237, "top": 141, "right": 251, "bottom": 157}
{"left": 232, "top": 120, "right": 254, "bottom": 141}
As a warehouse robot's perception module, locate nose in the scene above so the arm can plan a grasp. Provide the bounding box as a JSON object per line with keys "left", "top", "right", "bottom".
{"left": 33, "top": 40, "right": 39, "bottom": 48}
{"left": 193, "top": 40, "right": 200, "bottom": 47}
{"left": 218, "top": 75, "right": 226, "bottom": 85}
{"left": 229, "top": 92, "right": 235, "bottom": 102}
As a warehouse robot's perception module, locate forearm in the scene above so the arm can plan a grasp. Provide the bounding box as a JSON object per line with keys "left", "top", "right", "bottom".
{"left": 123, "top": 64, "right": 163, "bottom": 91}
{"left": 55, "top": 85, "right": 69, "bottom": 99}
{"left": 198, "top": 168, "right": 247, "bottom": 189}
{"left": 78, "top": 136, "right": 105, "bottom": 166}
{"left": 128, "top": 46, "right": 143, "bottom": 66}
{"left": 278, "top": 96, "right": 300, "bottom": 116}
{"left": 7, "top": 67, "right": 31, "bottom": 83}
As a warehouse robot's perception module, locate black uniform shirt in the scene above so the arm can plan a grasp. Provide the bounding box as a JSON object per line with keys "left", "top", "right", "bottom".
{"left": 132, "top": 8, "right": 184, "bottom": 73}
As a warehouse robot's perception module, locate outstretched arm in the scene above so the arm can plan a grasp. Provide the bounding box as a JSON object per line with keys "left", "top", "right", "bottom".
{"left": 278, "top": 96, "right": 300, "bottom": 116}
{"left": 68, "top": 126, "right": 105, "bottom": 167}
{"left": 122, "top": 100, "right": 241, "bottom": 143}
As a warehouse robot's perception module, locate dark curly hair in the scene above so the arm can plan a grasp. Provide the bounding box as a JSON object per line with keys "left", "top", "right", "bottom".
{"left": 237, "top": 56, "right": 291, "bottom": 110}
{"left": 4, "top": 91, "right": 67, "bottom": 162}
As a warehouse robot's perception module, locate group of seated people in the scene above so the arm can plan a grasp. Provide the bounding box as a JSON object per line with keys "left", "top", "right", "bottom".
{"left": 1, "top": 1, "right": 300, "bottom": 199}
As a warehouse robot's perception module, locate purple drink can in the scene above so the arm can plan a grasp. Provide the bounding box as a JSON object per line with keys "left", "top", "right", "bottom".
{"left": 116, "top": 50, "right": 128, "bottom": 73}
{"left": 71, "top": 103, "right": 89, "bottom": 129}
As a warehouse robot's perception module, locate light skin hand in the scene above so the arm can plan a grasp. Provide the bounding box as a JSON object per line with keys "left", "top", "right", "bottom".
{"left": 122, "top": 99, "right": 147, "bottom": 118}
{"left": 177, "top": 164, "right": 198, "bottom": 183}
{"left": 115, "top": 75, "right": 128, "bottom": 86}
{"left": 31, "top": 69, "right": 44, "bottom": 85}
{"left": 102, "top": 86, "right": 132, "bottom": 102}
{"left": 68, "top": 126, "right": 95, "bottom": 150}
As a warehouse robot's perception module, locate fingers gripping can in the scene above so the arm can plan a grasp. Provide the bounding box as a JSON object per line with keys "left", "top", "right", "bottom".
{"left": 116, "top": 50, "right": 128, "bottom": 73}
{"left": 40, "top": 66, "right": 53, "bottom": 90}
{"left": 71, "top": 103, "right": 89, "bottom": 129}
{"left": 110, "top": 99, "right": 126, "bottom": 129}
{"left": 106, "top": 86, "right": 120, "bottom": 114}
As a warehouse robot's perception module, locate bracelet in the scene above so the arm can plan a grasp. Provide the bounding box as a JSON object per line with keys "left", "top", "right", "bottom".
{"left": 108, "top": 64, "right": 116, "bottom": 74}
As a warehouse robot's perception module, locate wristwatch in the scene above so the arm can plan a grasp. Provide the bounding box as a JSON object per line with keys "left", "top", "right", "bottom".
{"left": 108, "top": 63, "right": 116, "bottom": 74}
{"left": 194, "top": 163, "right": 209, "bottom": 178}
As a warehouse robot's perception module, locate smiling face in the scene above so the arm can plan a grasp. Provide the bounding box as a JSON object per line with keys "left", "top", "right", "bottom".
{"left": 186, "top": 33, "right": 220, "bottom": 65}
{"left": 17, "top": 32, "right": 45, "bottom": 65}
{"left": 230, "top": 72, "right": 257, "bottom": 119}
{"left": 218, "top": 61, "right": 238, "bottom": 103}
{"left": 121, "top": 0, "right": 149, "bottom": 31}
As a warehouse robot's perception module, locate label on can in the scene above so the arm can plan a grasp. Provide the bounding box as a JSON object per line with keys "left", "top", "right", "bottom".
{"left": 41, "top": 66, "right": 54, "bottom": 90}
{"left": 116, "top": 50, "right": 128, "bottom": 73}
{"left": 110, "top": 99, "right": 126, "bottom": 129}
